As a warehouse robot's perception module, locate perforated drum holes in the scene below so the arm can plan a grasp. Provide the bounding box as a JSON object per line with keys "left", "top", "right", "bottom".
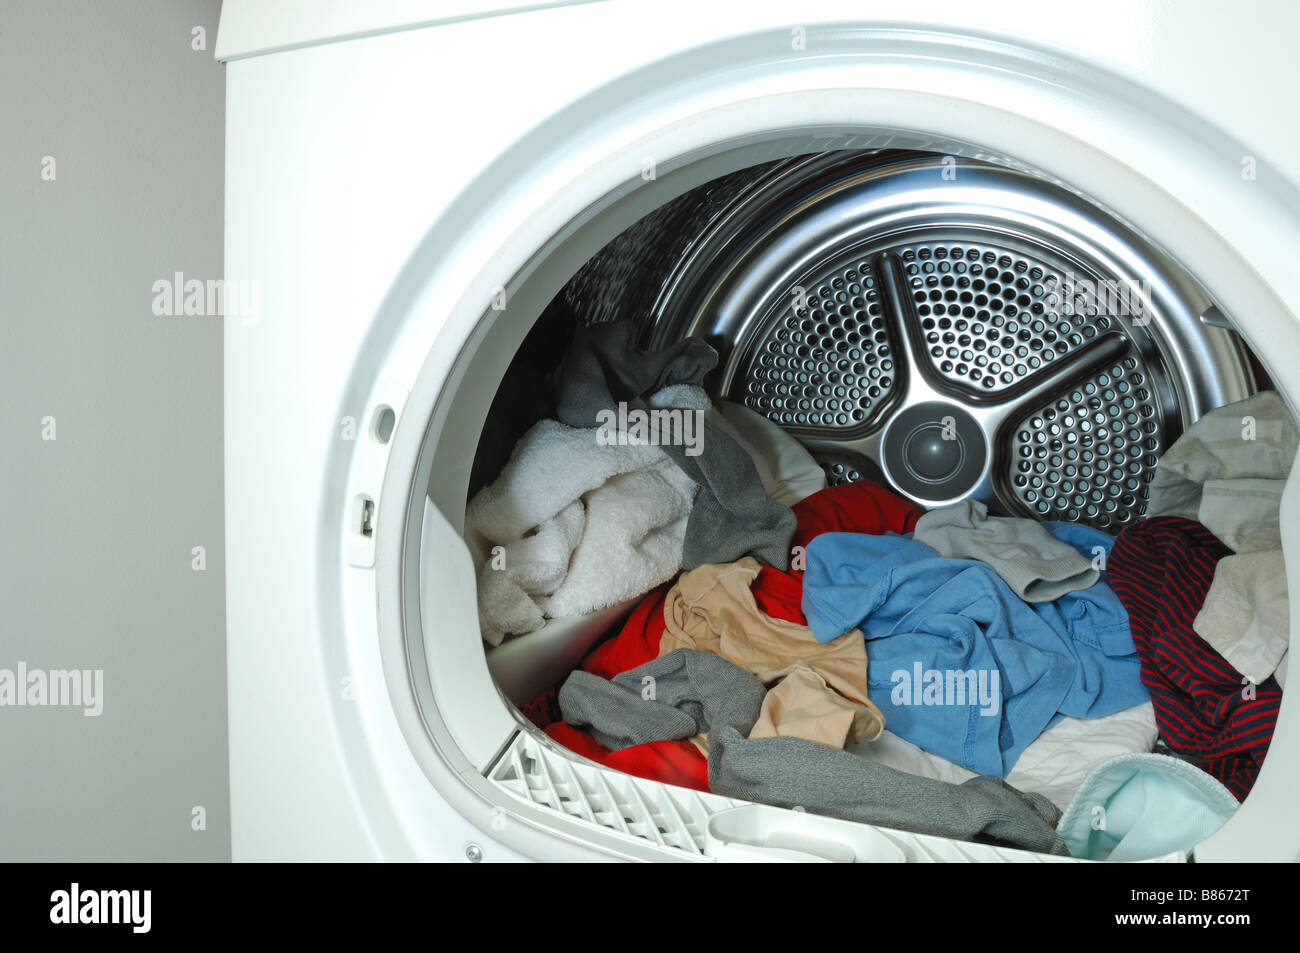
{"left": 1008, "top": 359, "right": 1161, "bottom": 530}
{"left": 825, "top": 459, "right": 863, "bottom": 485}
{"left": 904, "top": 242, "right": 1109, "bottom": 395}
{"left": 744, "top": 261, "right": 893, "bottom": 430}
{"left": 817, "top": 450, "right": 884, "bottom": 487}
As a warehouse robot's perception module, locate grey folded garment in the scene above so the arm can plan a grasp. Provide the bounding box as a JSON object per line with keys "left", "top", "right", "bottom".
{"left": 913, "top": 499, "right": 1099, "bottom": 602}
{"left": 1146, "top": 391, "right": 1298, "bottom": 545}
{"left": 555, "top": 321, "right": 796, "bottom": 570}
{"left": 559, "top": 648, "right": 1068, "bottom": 855}
{"left": 558, "top": 650, "right": 765, "bottom": 752}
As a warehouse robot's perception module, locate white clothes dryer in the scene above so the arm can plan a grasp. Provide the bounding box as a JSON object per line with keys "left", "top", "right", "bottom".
{"left": 217, "top": 0, "right": 1300, "bottom": 861}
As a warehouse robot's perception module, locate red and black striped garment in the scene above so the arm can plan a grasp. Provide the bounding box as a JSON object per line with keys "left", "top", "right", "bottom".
{"left": 1108, "top": 516, "right": 1282, "bottom": 800}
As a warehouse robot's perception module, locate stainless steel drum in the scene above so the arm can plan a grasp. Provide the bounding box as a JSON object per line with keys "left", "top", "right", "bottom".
{"left": 559, "top": 151, "right": 1257, "bottom": 530}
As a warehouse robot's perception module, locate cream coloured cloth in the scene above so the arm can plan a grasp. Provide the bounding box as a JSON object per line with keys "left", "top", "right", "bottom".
{"left": 1194, "top": 549, "right": 1290, "bottom": 687}
{"left": 1147, "top": 391, "right": 1297, "bottom": 552}
{"left": 659, "top": 558, "right": 884, "bottom": 749}
{"left": 1148, "top": 391, "right": 1295, "bottom": 686}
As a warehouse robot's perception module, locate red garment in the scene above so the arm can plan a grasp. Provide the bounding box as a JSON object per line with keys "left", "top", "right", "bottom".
{"left": 544, "top": 723, "right": 710, "bottom": 792}
{"left": 789, "top": 479, "right": 923, "bottom": 556}
{"left": 542, "top": 480, "right": 923, "bottom": 783}
{"left": 582, "top": 583, "right": 673, "bottom": 680}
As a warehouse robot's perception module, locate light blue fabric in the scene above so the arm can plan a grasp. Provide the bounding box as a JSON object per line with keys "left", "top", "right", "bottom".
{"left": 1057, "top": 753, "right": 1239, "bottom": 860}
{"left": 802, "top": 524, "right": 1147, "bottom": 776}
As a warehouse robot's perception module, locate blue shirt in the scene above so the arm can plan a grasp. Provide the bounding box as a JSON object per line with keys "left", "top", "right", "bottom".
{"left": 802, "top": 524, "right": 1148, "bottom": 776}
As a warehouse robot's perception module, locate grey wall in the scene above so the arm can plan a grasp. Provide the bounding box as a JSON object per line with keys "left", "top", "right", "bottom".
{"left": 0, "top": 0, "right": 228, "bottom": 860}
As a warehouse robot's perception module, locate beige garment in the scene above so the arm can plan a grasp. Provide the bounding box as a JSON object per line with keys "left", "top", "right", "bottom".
{"left": 659, "top": 558, "right": 885, "bottom": 749}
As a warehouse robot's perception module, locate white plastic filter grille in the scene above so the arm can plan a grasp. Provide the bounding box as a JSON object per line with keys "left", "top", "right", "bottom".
{"left": 489, "top": 731, "right": 741, "bottom": 857}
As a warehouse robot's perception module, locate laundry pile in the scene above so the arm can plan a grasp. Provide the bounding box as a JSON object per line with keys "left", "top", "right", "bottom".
{"left": 470, "top": 323, "right": 1289, "bottom": 859}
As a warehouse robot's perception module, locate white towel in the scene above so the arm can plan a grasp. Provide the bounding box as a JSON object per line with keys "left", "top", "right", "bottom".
{"left": 467, "top": 419, "right": 697, "bottom": 646}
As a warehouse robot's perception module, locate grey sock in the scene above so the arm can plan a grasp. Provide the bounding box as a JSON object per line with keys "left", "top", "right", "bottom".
{"left": 914, "top": 499, "right": 1098, "bottom": 602}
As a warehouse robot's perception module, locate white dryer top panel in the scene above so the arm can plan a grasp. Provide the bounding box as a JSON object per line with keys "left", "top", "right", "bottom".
{"left": 214, "top": 0, "right": 605, "bottom": 60}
